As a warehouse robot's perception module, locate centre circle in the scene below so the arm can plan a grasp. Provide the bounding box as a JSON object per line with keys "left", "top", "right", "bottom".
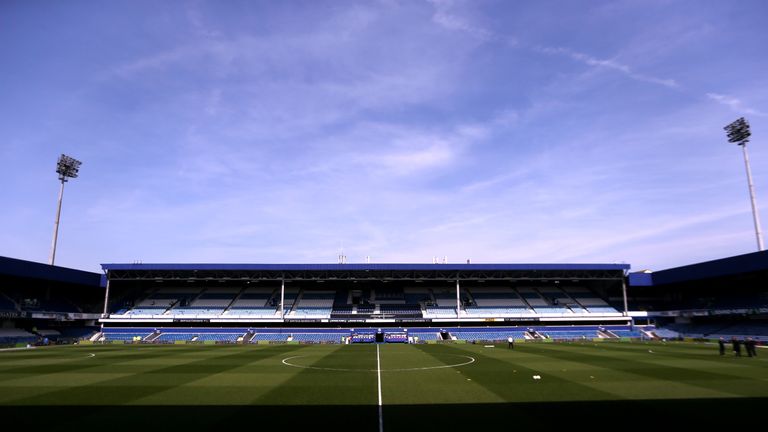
{"left": 281, "top": 353, "right": 476, "bottom": 372}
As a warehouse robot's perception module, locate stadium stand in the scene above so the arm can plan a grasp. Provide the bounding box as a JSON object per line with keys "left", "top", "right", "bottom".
{"left": 87, "top": 324, "right": 663, "bottom": 345}
{"left": 372, "top": 287, "right": 405, "bottom": 303}
{"left": 170, "top": 308, "right": 227, "bottom": 317}
{"left": 662, "top": 322, "right": 768, "bottom": 339}
{"left": 378, "top": 304, "right": 422, "bottom": 317}
{"left": 463, "top": 287, "right": 533, "bottom": 317}
{"left": 609, "top": 329, "right": 646, "bottom": 338}
{"left": 403, "top": 286, "right": 434, "bottom": 305}
{"left": 585, "top": 306, "right": 621, "bottom": 313}
{"left": 652, "top": 328, "right": 680, "bottom": 339}
{"left": 291, "top": 333, "right": 346, "bottom": 343}
{"left": 0, "top": 256, "right": 103, "bottom": 347}
{"left": 229, "top": 287, "right": 275, "bottom": 307}
{"left": 450, "top": 329, "right": 529, "bottom": 341}
{"left": 408, "top": 331, "right": 440, "bottom": 341}
{"left": 526, "top": 325, "right": 601, "bottom": 340}
{"left": 626, "top": 250, "right": 768, "bottom": 339}
{"left": 517, "top": 288, "right": 550, "bottom": 307}
{"left": 3, "top": 246, "right": 765, "bottom": 352}
{"left": 424, "top": 306, "right": 457, "bottom": 318}
{"left": 101, "top": 328, "right": 153, "bottom": 341}
{"left": 532, "top": 307, "right": 572, "bottom": 315}
{"left": 289, "top": 290, "right": 334, "bottom": 318}
{"left": 0, "top": 328, "right": 37, "bottom": 345}
{"left": 0, "top": 293, "right": 17, "bottom": 311}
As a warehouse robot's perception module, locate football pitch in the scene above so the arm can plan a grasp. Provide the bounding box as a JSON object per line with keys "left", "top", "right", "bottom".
{"left": 1, "top": 341, "right": 766, "bottom": 430}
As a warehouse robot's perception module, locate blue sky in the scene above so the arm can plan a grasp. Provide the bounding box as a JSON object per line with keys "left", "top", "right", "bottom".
{"left": 2, "top": 0, "right": 767, "bottom": 273}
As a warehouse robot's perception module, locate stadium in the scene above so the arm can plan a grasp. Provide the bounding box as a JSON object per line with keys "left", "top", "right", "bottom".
{"left": 4, "top": 2, "right": 768, "bottom": 430}
{"left": 1, "top": 252, "right": 766, "bottom": 429}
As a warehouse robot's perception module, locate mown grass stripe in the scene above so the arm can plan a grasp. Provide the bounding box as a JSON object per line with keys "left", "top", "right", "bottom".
{"left": 2, "top": 345, "right": 310, "bottom": 405}
{"left": 0, "top": 344, "right": 222, "bottom": 382}
{"left": 519, "top": 343, "right": 765, "bottom": 398}
{"left": 470, "top": 343, "right": 731, "bottom": 400}
{"left": 253, "top": 344, "right": 377, "bottom": 406}
{"left": 414, "top": 343, "right": 620, "bottom": 403}
{"left": 537, "top": 342, "right": 768, "bottom": 377}
{"left": 374, "top": 345, "right": 483, "bottom": 405}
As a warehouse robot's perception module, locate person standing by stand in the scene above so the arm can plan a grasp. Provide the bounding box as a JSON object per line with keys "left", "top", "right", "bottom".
{"left": 718, "top": 337, "right": 726, "bottom": 356}
{"left": 732, "top": 337, "right": 742, "bottom": 357}
{"left": 508, "top": 336, "right": 514, "bottom": 349}
{"left": 745, "top": 337, "right": 756, "bottom": 357}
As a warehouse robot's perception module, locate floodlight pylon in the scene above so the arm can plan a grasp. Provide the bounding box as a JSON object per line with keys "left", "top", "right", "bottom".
{"left": 724, "top": 118, "right": 764, "bottom": 251}
{"left": 50, "top": 154, "right": 82, "bottom": 265}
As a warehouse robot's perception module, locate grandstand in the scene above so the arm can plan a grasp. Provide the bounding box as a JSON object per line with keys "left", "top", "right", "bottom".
{"left": 627, "top": 249, "right": 768, "bottom": 339}
{"left": 98, "top": 263, "right": 631, "bottom": 333}
{"left": 0, "top": 256, "right": 102, "bottom": 346}
{"left": 3, "top": 253, "right": 767, "bottom": 345}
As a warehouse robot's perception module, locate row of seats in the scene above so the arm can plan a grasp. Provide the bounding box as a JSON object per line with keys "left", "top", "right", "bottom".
{"left": 99, "top": 326, "right": 648, "bottom": 343}
{"left": 116, "top": 305, "right": 620, "bottom": 318}
{"left": 661, "top": 322, "right": 768, "bottom": 338}
{"left": 538, "top": 330, "right": 598, "bottom": 339}
{"left": 451, "top": 331, "right": 528, "bottom": 340}
{"left": 0, "top": 291, "right": 81, "bottom": 313}
{"left": 114, "top": 285, "right": 619, "bottom": 318}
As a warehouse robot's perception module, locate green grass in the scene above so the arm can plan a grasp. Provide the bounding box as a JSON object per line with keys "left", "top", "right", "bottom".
{"left": 1, "top": 341, "right": 766, "bottom": 430}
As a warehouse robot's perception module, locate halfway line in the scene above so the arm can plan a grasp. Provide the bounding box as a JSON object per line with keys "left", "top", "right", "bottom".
{"left": 377, "top": 344, "right": 383, "bottom": 432}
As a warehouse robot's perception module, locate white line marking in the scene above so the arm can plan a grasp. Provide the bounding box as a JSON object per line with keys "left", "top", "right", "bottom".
{"left": 0, "top": 346, "right": 36, "bottom": 352}
{"left": 377, "top": 344, "right": 383, "bottom": 432}
{"left": 281, "top": 354, "right": 476, "bottom": 372}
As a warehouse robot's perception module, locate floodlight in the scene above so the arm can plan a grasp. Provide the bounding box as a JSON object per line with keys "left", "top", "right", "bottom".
{"left": 55, "top": 154, "right": 82, "bottom": 182}
{"left": 723, "top": 118, "right": 763, "bottom": 251}
{"left": 49, "top": 153, "right": 83, "bottom": 265}
{"left": 724, "top": 117, "right": 751, "bottom": 145}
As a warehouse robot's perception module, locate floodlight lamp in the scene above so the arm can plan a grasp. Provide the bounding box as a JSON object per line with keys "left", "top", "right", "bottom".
{"left": 724, "top": 117, "right": 751, "bottom": 146}
{"left": 55, "top": 154, "right": 82, "bottom": 182}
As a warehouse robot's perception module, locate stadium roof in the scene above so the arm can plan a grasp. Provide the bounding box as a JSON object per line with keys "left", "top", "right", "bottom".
{"left": 101, "top": 263, "right": 629, "bottom": 271}
{"left": 649, "top": 250, "right": 768, "bottom": 286}
{"left": 0, "top": 255, "right": 102, "bottom": 287}
{"left": 101, "top": 262, "right": 629, "bottom": 281}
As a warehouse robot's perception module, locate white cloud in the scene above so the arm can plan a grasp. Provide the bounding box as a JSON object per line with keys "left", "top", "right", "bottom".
{"left": 706, "top": 93, "right": 767, "bottom": 117}
{"left": 427, "top": 0, "right": 517, "bottom": 45}
{"left": 535, "top": 46, "right": 678, "bottom": 88}
{"left": 427, "top": 1, "right": 677, "bottom": 90}
{"left": 373, "top": 141, "right": 455, "bottom": 175}
{"left": 185, "top": 1, "right": 221, "bottom": 39}
{"left": 429, "top": 0, "right": 490, "bottom": 40}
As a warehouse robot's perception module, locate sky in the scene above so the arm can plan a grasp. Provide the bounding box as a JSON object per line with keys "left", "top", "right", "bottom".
{"left": 2, "top": 0, "right": 767, "bottom": 273}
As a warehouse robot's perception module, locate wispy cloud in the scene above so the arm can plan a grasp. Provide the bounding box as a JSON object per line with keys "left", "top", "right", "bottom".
{"left": 185, "top": 1, "right": 221, "bottom": 39}
{"left": 427, "top": 0, "right": 677, "bottom": 89}
{"left": 535, "top": 46, "right": 679, "bottom": 88}
{"left": 428, "top": 0, "right": 492, "bottom": 41}
{"left": 372, "top": 140, "right": 456, "bottom": 175}
{"left": 427, "top": 0, "right": 516, "bottom": 45}
{"left": 308, "top": 118, "right": 493, "bottom": 178}
{"left": 552, "top": 206, "right": 752, "bottom": 262}
{"left": 449, "top": 5, "right": 763, "bottom": 124}
{"left": 706, "top": 93, "right": 767, "bottom": 117}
